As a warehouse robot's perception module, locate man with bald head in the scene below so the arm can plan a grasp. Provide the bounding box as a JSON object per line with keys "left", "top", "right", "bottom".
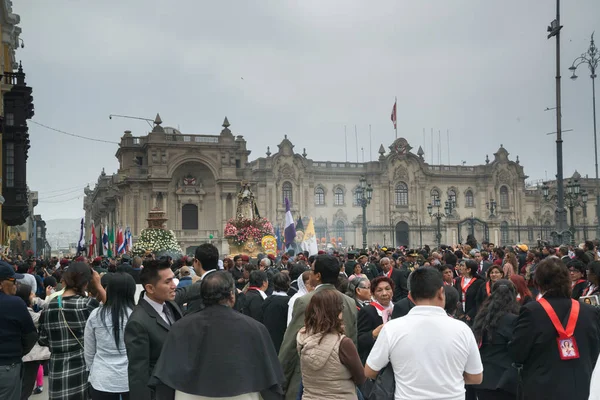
{"left": 380, "top": 257, "right": 408, "bottom": 301}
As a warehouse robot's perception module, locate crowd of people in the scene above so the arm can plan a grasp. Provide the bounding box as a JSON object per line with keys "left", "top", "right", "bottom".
{"left": 1, "top": 237, "right": 600, "bottom": 399}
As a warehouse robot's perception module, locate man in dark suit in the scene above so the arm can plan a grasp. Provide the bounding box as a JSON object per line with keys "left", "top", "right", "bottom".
{"left": 125, "top": 259, "right": 183, "bottom": 400}
{"left": 125, "top": 256, "right": 143, "bottom": 284}
{"left": 380, "top": 256, "right": 408, "bottom": 301}
{"left": 478, "top": 251, "right": 492, "bottom": 276}
{"left": 243, "top": 270, "right": 268, "bottom": 321}
{"left": 509, "top": 258, "right": 600, "bottom": 400}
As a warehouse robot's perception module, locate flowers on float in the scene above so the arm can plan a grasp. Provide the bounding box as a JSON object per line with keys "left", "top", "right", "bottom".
{"left": 224, "top": 217, "right": 274, "bottom": 246}
{"left": 132, "top": 228, "right": 182, "bottom": 255}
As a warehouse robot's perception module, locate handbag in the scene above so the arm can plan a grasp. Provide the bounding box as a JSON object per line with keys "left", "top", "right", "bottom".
{"left": 57, "top": 296, "right": 84, "bottom": 350}
{"left": 361, "top": 363, "right": 395, "bottom": 400}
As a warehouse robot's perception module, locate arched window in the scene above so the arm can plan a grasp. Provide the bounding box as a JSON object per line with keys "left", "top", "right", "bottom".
{"left": 282, "top": 182, "right": 293, "bottom": 206}
{"left": 448, "top": 189, "right": 457, "bottom": 206}
{"left": 334, "top": 187, "right": 344, "bottom": 206}
{"left": 395, "top": 182, "right": 408, "bottom": 206}
{"left": 353, "top": 188, "right": 360, "bottom": 206}
{"left": 465, "top": 190, "right": 474, "bottom": 208}
{"left": 500, "top": 221, "right": 509, "bottom": 244}
{"left": 314, "top": 187, "right": 324, "bottom": 205}
{"left": 182, "top": 204, "right": 198, "bottom": 230}
{"left": 430, "top": 189, "right": 440, "bottom": 205}
{"left": 527, "top": 226, "right": 534, "bottom": 242}
{"left": 543, "top": 221, "right": 552, "bottom": 240}
{"left": 335, "top": 220, "right": 345, "bottom": 243}
{"left": 500, "top": 186, "right": 509, "bottom": 209}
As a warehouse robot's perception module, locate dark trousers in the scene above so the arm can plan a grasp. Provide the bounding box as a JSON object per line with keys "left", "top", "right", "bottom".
{"left": 90, "top": 386, "right": 130, "bottom": 400}
{"left": 20, "top": 361, "right": 40, "bottom": 400}
{"left": 0, "top": 363, "right": 22, "bottom": 400}
{"left": 475, "top": 388, "right": 517, "bottom": 400}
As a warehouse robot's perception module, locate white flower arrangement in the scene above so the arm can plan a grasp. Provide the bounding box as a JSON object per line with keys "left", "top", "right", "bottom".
{"left": 132, "top": 228, "right": 182, "bottom": 256}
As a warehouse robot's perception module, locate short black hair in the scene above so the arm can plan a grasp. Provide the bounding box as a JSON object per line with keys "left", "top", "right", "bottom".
{"left": 249, "top": 270, "right": 268, "bottom": 287}
{"left": 567, "top": 259, "right": 587, "bottom": 275}
{"left": 534, "top": 258, "right": 571, "bottom": 298}
{"left": 314, "top": 254, "right": 340, "bottom": 285}
{"left": 233, "top": 255, "right": 241, "bottom": 262}
{"left": 408, "top": 267, "right": 443, "bottom": 301}
{"left": 464, "top": 259, "right": 479, "bottom": 276}
{"left": 585, "top": 240, "right": 595, "bottom": 251}
{"left": 195, "top": 243, "right": 219, "bottom": 271}
{"left": 494, "top": 248, "right": 505, "bottom": 259}
{"left": 201, "top": 271, "right": 235, "bottom": 306}
{"left": 140, "top": 259, "right": 171, "bottom": 288}
{"left": 444, "top": 252, "right": 457, "bottom": 267}
{"left": 272, "top": 272, "right": 291, "bottom": 292}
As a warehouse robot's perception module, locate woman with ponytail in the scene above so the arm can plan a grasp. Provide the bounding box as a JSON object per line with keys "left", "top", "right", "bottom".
{"left": 472, "top": 279, "right": 520, "bottom": 400}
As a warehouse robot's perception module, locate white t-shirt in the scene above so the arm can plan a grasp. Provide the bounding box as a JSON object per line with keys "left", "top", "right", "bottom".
{"left": 366, "top": 305, "right": 483, "bottom": 400}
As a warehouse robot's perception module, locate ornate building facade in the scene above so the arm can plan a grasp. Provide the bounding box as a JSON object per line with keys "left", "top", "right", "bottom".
{"left": 83, "top": 116, "right": 599, "bottom": 255}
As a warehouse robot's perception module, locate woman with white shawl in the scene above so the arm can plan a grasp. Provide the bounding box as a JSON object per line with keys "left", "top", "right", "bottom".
{"left": 287, "top": 271, "right": 313, "bottom": 326}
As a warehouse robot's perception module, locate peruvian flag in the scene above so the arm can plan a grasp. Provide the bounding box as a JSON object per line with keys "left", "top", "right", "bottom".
{"left": 117, "top": 227, "right": 125, "bottom": 254}
{"left": 391, "top": 98, "right": 397, "bottom": 129}
{"left": 88, "top": 222, "right": 97, "bottom": 258}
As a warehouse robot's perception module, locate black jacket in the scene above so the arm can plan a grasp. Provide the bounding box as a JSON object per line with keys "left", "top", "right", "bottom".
{"left": 243, "top": 289, "right": 265, "bottom": 322}
{"left": 357, "top": 305, "right": 383, "bottom": 365}
{"left": 475, "top": 313, "right": 518, "bottom": 394}
{"left": 508, "top": 296, "right": 600, "bottom": 400}
{"left": 454, "top": 276, "right": 484, "bottom": 323}
{"left": 125, "top": 297, "right": 183, "bottom": 400}
{"left": 387, "top": 268, "right": 409, "bottom": 302}
{"left": 262, "top": 294, "right": 290, "bottom": 353}
{"left": 475, "top": 280, "right": 492, "bottom": 310}
{"left": 572, "top": 280, "right": 589, "bottom": 300}
{"left": 391, "top": 297, "right": 415, "bottom": 320}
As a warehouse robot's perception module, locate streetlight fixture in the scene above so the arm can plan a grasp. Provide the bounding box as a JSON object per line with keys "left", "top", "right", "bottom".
{"left": 428, "top": 196, "right": 455, "bottom": 248}
{"left": 569, "top": 32, "right": 599, "bottom": 239}
{"left": 486, "top": 199, "right": 497, "bottom": 218}
{"left": 542, "top": 178, "right": 586, "bottom": 244}
{"left": 356, "top": 176, "right": 373, "bottom": 250}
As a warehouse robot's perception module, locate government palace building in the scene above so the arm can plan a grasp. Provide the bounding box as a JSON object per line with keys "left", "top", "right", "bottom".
{"left": 83, "top": 115, "right": 599, "bottom": 255}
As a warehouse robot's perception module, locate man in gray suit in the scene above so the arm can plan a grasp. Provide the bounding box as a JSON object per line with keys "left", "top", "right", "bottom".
{"left": 278, "top": 254, "right": 358, "bottom": 400}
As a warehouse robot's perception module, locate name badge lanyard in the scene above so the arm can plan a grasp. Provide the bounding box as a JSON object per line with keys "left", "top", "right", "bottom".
{"left": 538, "top": 298, "right": 580, "bottom": 360}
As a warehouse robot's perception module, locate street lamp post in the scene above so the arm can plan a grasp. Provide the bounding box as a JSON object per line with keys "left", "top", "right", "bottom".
{"left": 428, "top": 197, "right": 455, "bottom": 248}
{"left": 356, "top": 176, "right": 373, "bottom": 251}
{"left": 547, "top": 0, "right": 569, "bottom": 244}
{"left": 542, "top": 178, "right": 587, "bottom": 244}
{"left": 486, "top": 199, "right": 497, "bottom": 218}
{"left": 569, "top": 33, "right": 599, "bottom": 239}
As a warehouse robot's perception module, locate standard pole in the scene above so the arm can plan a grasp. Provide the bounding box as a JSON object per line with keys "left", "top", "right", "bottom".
{"left": 592, "top": 73, "right": 599, "bottom": 239}
{"left": 553, "top": 0, "right": 568, "bottom": 244}
{"left": 436, "top": 216, "right": 441, "bottom": 248}
{"left": 362, "top": 202, "right": 367, "bottom": 250}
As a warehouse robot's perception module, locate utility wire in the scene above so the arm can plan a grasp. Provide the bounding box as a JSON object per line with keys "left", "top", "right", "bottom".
{"left": 38, "top": 187, "right": 86, "bottom": 200}
{"left": 38, "top": 195, "right": 84, "bottom": 204}
{"left": 31, "top": 120, "right": 120, "bottom": 144}
{"left": 38, "top": 183, "right": 91, "bottom": 195}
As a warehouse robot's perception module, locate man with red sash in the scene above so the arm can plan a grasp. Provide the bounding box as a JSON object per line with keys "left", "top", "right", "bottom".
{"left": 509, "top": 258, "right": 600, "bottom": 400}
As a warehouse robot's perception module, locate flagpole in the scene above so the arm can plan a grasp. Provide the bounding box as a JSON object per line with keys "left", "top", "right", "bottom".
{"left": 395, "top": 96, "right": 398, "bottom": 139}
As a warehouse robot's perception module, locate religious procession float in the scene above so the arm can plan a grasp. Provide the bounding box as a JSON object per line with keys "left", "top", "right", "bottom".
{"left": 132, "top": 208, "right": 183, "bottom": 257}
{"left": 224, "top": 183, "right": 276, "bottom": 257}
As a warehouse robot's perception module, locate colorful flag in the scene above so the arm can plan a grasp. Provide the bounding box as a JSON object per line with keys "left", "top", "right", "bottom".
{"left": 302, "top": 217, "right": 319, "bottom": 256}
{"left": 284, "top": 198, "right": 296, "bottom": 252}
{"left": 77, "top": 218, "right": 85, "bottom": 255}
{"left": 391, "top": 98, "right": 397, "bottom": 130}
{"left": 88, "top": 222, "right": 97, "bottom": 258}
{"left": 125, "top": 227, "right": 133, "bottom": 252}
{"left": 108, "top": 227, "right": 114, "bottom": 258}
{"left": 117, "top": 227, "right": 125, "bottom": 254}
{"left": 102, "top": 225, "right": 109, "bottom": 255}
{"left": 275, "top": 226, "right": 282, "bottom": 253}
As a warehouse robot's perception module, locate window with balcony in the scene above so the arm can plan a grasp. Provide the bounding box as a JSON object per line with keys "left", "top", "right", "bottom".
{"left": 500, "top": 186, "right": 509, "bottom": 209}
{"left": 282, "top": 182, "right": 293, "bottom": 206}
{"left": 182, "top": 204, "right": 199, "bottom": 230}
{"left": 465, "top": 190, "right": 474, "bottom": 208}
{"left": 315, "top": 187, "right": 325, "bottom": 205}
{"left": 334, "top": 188, "right": 344, "bottom": 206}
{"left": 5, "top": 142, "right": 14, "bottom": 187}
{"left": 395, "top": 182, "right": 408, "bottom": 206}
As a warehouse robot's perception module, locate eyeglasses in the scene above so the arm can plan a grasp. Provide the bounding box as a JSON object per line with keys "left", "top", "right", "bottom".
{"left": 358, "top": 286, "right": 370, "bottom": 290}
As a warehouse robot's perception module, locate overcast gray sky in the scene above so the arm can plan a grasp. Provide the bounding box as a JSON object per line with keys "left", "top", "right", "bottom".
{"left": 17, "top": 0, "right": 600, "bottom": 220}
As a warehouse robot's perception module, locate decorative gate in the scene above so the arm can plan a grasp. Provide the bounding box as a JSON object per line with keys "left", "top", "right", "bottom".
{"left": 457, "top": 217, "right": 489, "bottom": 244}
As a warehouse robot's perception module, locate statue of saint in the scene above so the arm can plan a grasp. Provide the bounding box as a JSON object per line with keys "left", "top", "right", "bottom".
{"left": 236, "top": 182, "right": 260, "bottom": 220}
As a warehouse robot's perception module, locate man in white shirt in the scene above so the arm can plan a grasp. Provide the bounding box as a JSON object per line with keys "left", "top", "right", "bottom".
{"left": 365, "top": 267, "right": 483, "bottom": 400}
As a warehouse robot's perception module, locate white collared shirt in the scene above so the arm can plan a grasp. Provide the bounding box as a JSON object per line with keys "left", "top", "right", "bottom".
{"left": 256, "top": 289, "right": 267, "bottom": 300}
{"left": 200, "top": 269, "right": 216, "bottom": 281}
{"left": 143, "top": 293, "right": 170, "bottom": 326}
{"left": 367, "top": 305, "right": 482, "bottom": 400}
